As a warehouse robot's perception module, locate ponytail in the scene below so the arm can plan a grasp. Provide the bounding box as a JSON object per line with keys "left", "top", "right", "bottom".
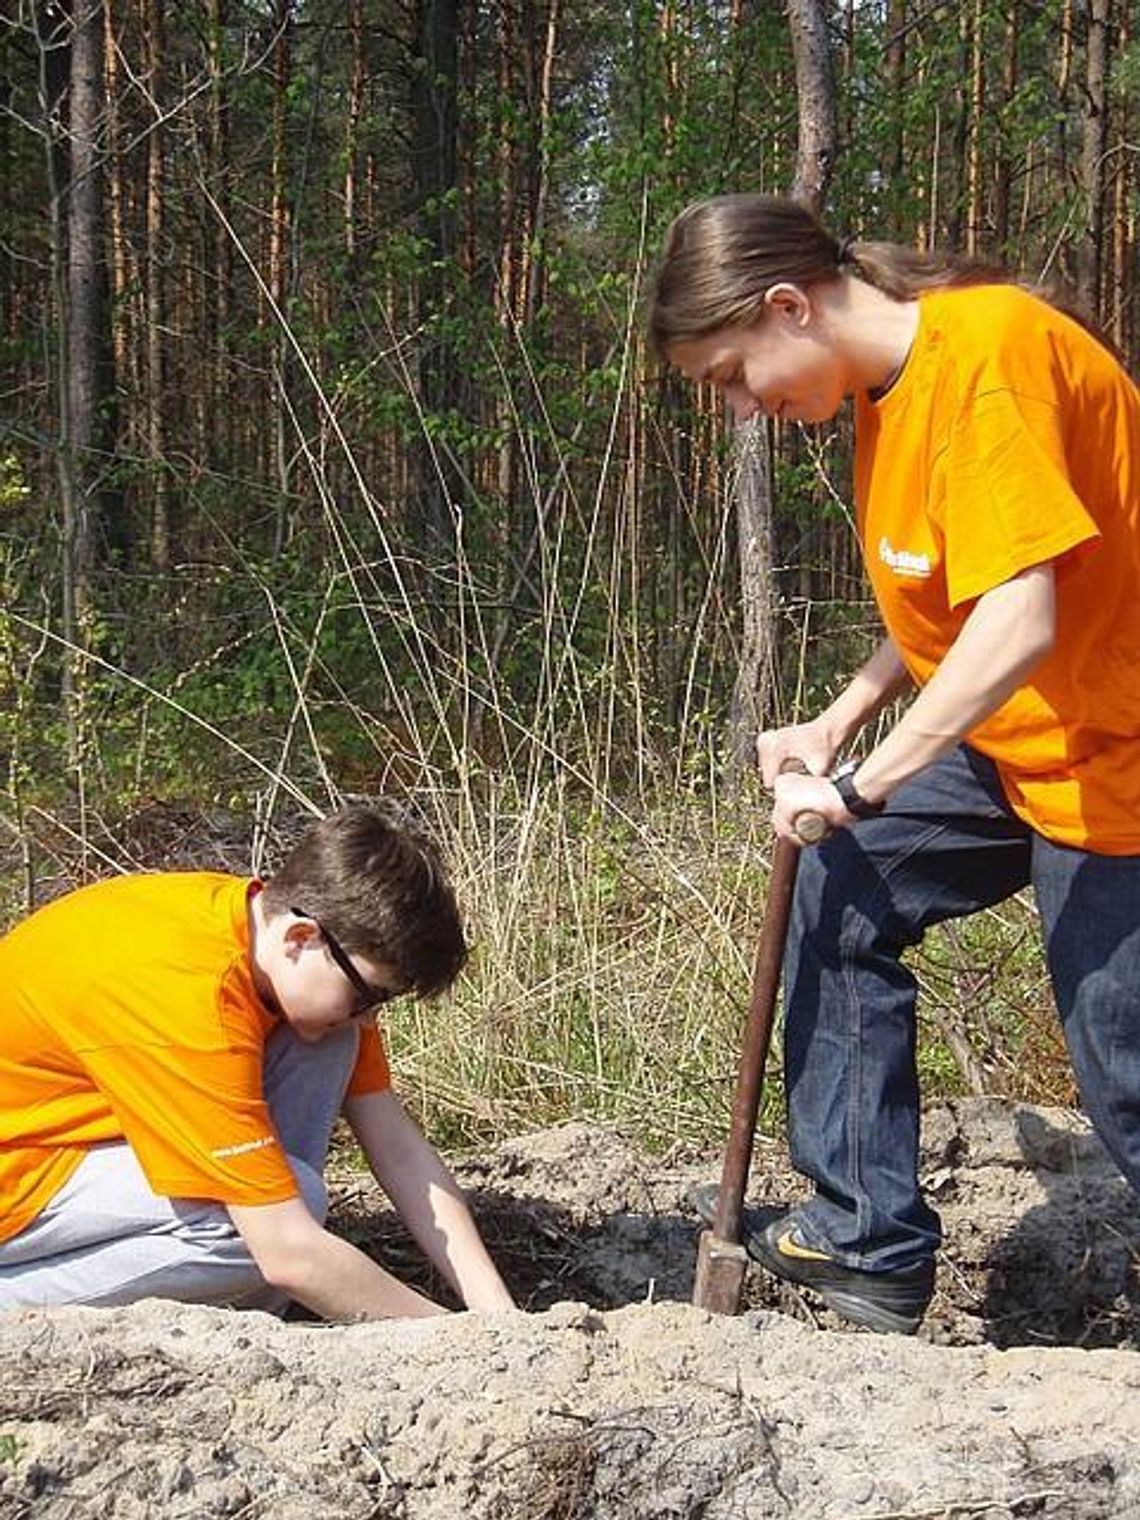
{"left": 647, "top": 194, "right": 1077, "bottom": 353}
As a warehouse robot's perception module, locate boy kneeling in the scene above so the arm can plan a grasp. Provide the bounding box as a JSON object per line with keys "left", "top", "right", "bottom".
{"left": 0, "top": 804, "right": 514, "bottom": 1320}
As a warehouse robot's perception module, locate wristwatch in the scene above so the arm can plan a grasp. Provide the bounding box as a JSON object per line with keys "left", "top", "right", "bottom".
{"left": 831, "top": 760, "right": 885, "bottom": 820}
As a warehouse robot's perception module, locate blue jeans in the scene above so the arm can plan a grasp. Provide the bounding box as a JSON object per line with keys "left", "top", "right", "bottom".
{"left": 784, "top": 744, "right": 1140, "bottom": 1273}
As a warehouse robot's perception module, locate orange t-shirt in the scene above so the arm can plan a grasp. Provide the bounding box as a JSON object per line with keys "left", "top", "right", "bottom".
{"left": 855, "top": 284, "right": 1140, "bottom": 852}
{"left": 0, "top": 872, "right": 391, "bottom": 1242}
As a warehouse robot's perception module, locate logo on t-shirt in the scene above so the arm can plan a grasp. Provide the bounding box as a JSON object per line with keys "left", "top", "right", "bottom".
{"left": 879, "top": 537, "right": 932, "bottom": 578}
{"left": 211, "top": 1135, "right": 276, "bottom": 1159}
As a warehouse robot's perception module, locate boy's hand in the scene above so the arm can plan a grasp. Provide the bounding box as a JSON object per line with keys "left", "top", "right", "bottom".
{"left": 463, "top": 1278, "right": 517, "bottom": 1313}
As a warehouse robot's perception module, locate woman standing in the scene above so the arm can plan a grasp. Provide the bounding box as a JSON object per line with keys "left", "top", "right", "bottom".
{"left": 651, "top": 194, "right": 1140, "bottom": 1334}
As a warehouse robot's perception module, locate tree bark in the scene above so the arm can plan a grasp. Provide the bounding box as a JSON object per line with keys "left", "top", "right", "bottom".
{"left": 787, "top": 0, "right": 837, "bottom": 210}
{"left": 1077, "top": 0, "right": 1110, "bottom": 320}
{"left": 884, "top": 0, "right": 906, "bottom": 212}
{"left": 1108, "top": 1, "right": 1132, "bottom": 356}
{"left": 992, "top": 0, "right": 1020, "bottom": 258}
{"left": 966, "top": 0, "right": 985, "bottom": 254}
{"left": 144, "top": 0, "right": 170, "bottom": 569}
{"left": 269, "top": 0, "right": 292, "bottom": 549}
{"left": 413, "top": 0, "right": 461, "bottom": 556}
{"left": 729, "top": 0, "right": 836, "bottom": 784}
{"left": 344, "top": 0, "right": 365, "bottom": 264}
{"left": 207, "top": 0, "right": 233, "bottom": 474}
{"left": 59, "top": 0, "right": 107, "bottom": 735}
{"left": 729, "top": 422, "right": 779, "bottom": 777}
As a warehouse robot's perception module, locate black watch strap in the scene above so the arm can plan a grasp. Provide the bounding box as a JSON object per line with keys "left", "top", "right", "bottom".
{"left": 831, "top": 761, "right": 885, "bottom": 820}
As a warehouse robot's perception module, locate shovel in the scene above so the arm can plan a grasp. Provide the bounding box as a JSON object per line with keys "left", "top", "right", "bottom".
{"left": 692, "top": 794, "right": 827, "bottom": 1315}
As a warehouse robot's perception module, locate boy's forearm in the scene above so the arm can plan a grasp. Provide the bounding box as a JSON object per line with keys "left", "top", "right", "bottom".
{"left": 277, "top": 1230, "right": 446, "bottom": 1321}
{"left": 345, "top": 1090, "right": 515, "bottom": 1312}
{"left": 229, "top": 1197, "right": 445, "bottom": 1321}
{"left": 409, "top": 1181, "right": 517, "bottom": 1311}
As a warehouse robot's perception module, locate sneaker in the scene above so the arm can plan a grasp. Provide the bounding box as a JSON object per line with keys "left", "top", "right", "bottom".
{"left": 752, "top": 1215, "right": 934, "bottom": 1335}
{"left": 688, "top": 1184, "right": 934, "bottom": 1335}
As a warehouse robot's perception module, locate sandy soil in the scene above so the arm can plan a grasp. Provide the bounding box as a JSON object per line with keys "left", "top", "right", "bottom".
{"left": 3, "top": 1097, "right": 1140, "bottom": 1518}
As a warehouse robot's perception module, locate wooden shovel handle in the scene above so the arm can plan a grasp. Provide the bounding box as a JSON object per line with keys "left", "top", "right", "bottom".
{"left": 793, "top": 809, "right": 829, "bottom": 845}
{"left": 779, "top": 756, "right": 829, "bottom": 846}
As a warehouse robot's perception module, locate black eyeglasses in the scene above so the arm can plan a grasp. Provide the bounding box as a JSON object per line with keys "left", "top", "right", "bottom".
{"left": 291, "top": 906, "right": 401, "bottom": 1015}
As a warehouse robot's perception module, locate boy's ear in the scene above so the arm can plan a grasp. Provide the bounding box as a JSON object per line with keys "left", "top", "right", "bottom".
{"left": 281, "top": 916, "right": 319, "bottom": 955}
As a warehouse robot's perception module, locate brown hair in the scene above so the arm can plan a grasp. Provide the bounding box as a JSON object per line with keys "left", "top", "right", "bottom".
{"left": 647, "top": 194, "right": 1009, "bottom": 354}
{"left": 260, "top": 802, "right": 467, "bottom": 997}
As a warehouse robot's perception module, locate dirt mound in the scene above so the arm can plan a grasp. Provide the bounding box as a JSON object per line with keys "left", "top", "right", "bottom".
{"left": 3, "top": 1098, "right": 1140, "bottom": 1518}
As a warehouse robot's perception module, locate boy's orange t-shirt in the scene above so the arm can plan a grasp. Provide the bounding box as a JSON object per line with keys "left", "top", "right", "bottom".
{"left": 0, "top": 872, "right": 391, "bottom": 1243}
{"left": 855, "top": 284, "right": 1140, "bottom": 852}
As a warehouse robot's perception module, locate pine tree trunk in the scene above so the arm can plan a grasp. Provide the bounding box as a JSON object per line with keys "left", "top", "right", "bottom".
{"left": 992, "top": 1, "right": 1020, "bottom": 257}
{"left": 345, "top": 0, "right": 365, "bottom": 264}
{"left": 59, "top": 0, "right": 106, "bottom": 737}
{"left": 1108, "top": 2, "right": 1132, "bottom": 357}
{"left": 729, "top": 422, "right": 777, "bottom": 776}
{"left": 728, "top": 0, "right": 836, "bottom": 785}
{"left": 412, "top": 0, "right": 461, "bottom": 556}
{"left": 145, "top": 0, "right": 170, "bottom": 569}
{"left": 207, "top": 0, "right": 233, "bottom": 476}
{"left": 270, "top": 0, "right": 292, "bottom": 550}
{"left": 787, "top": 0, "right": 837, "bottom": 208}
{"left": 966, "top": 0, "right": 985, "bottom": 253}
{"left": 1077, "top": 0, "right": 1110, "bottom": 320}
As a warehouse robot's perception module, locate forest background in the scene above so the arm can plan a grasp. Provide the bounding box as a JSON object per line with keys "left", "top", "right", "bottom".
{"left": 1, "top": 0, "right": 1137, "bottom": 1151}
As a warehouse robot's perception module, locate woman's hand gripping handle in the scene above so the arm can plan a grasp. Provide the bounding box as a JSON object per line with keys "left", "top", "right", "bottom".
{"left": 778, "top": 757, "right": 829, "bottom": 846}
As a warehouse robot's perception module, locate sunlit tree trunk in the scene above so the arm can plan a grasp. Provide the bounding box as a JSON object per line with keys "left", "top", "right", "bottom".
{"left": 412, "top": 0, "right": 460, "bottom": 554}
{"left": 992, "top": 0, "right": 1019, "bottom": 258}
{"left": 59, "top": 0, "right": 106, "bottom": 740}
{"left": 729, "top": 0, "right": 836, "bottom": 780}
{"left": 885, "top": 0, "right": 905, "bottom": 220}
{"left": 965, "top": 0, "right": 985, "bottom": 253}
{"left": 144, "top": 0, "right": 169, "bottom": 569}
{"left": 269, "top": 0, "right": 292, "bottom": 548}
{"left": 207, "top": 0, "right": 233, "bottom": 474}
{"left": 788, "top": 0, "right": 837, "bottom": 208}
{"left": 493, "top": 0, "right": 517, "bottom": 543}
{"left": 1077, "top": 0, "right": 1110, "bottom": 320}
{"left": 947, "top": 2, "right": 970, "bottom": 249}
{"left": 1108, "top": 2, "right": 1132, "bottom": 357}
{"left": 522, "top": 0, "right": 558, "bottom": 330}
{"left": 344, "top": 0, "right": 365, "bottom": 265}
{"left": 103, "top": 0, "right": 133, "bottom": 450}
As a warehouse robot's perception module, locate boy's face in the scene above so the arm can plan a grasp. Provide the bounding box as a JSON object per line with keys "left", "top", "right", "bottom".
{"left": 272, "top": 913, "right": 408, "bottom": 1043}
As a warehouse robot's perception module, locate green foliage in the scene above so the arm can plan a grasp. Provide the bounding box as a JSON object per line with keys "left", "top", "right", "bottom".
{"left": 0, "top": 0, "right": 1107, "bottom": 1146}
{"left": 0, "top": 456, "right": 30, "bottom": 513}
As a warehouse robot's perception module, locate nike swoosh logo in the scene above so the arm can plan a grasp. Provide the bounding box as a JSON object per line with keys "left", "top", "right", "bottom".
{"left": 776, "top": 1229, "right": 832, "bottom": 1262}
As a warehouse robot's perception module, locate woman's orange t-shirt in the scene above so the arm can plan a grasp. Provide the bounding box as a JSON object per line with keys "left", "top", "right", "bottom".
{"left": 0, "top": 872, "right": 391, "bottom": 1242}
{"left": 855, "top": 284, "right": 1140, "bottom": 852}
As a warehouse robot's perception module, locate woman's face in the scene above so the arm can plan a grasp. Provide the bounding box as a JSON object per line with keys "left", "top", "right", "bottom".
{"left": 667, "top": 285, "right": 850, "bottom": 425}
